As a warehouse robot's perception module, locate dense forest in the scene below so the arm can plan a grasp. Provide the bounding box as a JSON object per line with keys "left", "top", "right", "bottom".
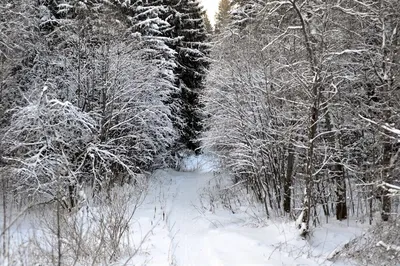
{"left": 203, "top": 0, "right": 400, "bottom": 263}
{"left": 1, "top": 0, "right": 211, "bottom": 264}
{"left": 1, "top": 0, "right": 210, "bottom": 206}
{"left": 1, "top": 0, "right": 400, "bottom": 265}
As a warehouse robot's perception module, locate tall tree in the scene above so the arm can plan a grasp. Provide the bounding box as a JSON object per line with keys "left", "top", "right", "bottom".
{"left": 353, "top": 0, "right": 400, "bottom": 221}
{"left": 215, "top": 0, "right": 231, "bottom": 33}
{"left": 169, "top": 0, "right": 211, "bottom": 152}
{"left": 203, "top": 12, "right": 213, "bottom": 34}
{"left": 1, "top": 0, "right": 180, "bottom": 204}
{"left": 131, "top": 0, "right": 180, "bottom": 164}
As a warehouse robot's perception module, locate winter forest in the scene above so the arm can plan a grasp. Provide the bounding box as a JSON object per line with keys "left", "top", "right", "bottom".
{"left": 1, "top": 0, "right": 400, "bottom": 265}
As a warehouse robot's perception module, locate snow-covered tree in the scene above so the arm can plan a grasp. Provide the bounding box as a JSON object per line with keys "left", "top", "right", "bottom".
{"left": 214, "top": 0, "right": 231, "bottom": 33}
{"left": 1, "top": 0, "right": 181, "bottom": 200}
{"left": 202, "top": 0, "right": 400, "bottom": 238}
{"left": 167, "top": 0, "right": 211, "bottom": 152}
{"left": 352, "top": 0, "right": 400, "bottom": 221}
{"left": 0, "top": 0, "right": 41, "bottom": 128}
{"left": 130, "top": 0, "right": 181, "bottom": 162}
{"left": 1, "top": 90, "right": 96, "bottom": 209}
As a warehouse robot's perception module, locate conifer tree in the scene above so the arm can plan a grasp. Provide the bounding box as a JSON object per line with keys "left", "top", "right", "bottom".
{"left": 215, "top": 0, "right": 231, "bottom": 33}
{"left": 203, "top": 12, "right": 213, "bottom": 34}
{"left": 167, "top": 0, "right": 211, "bottom": 152}
{"left": 130, "top": 0, "right": 181, "bottom": 162}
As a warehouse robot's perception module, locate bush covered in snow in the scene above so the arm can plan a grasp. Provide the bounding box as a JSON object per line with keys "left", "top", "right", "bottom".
{"left": 333, "top": 218, "right": 400, "bottom": 265}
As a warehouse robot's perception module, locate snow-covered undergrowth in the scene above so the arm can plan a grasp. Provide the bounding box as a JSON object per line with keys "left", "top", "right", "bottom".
{"left": 198, "top": 169, "right": 369, "bottom": 265}
{"left": 332, "top": 218, "right": 400, "bottom": 266}
{"left": 0, "top": 183, "right": 155, "bottom": 265}
{"left": 178, "top": 153, "right": 219, "bottom": 172}
{"left": 1, "top": 155, "right": 370, "bottom": 265}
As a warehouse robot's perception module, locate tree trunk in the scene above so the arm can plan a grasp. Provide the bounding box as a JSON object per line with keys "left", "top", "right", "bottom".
{"left": 284, "top": 144, "right": 294, "bottom": 213}
{"left": 335, "top": 164, "right": 347, "bottom": 220}
{"left": 381, "top": 142, "right": 392, "bottom": 221}
{"left": 301, "top": 98, "right": 319, "bottom": 237}
{"left": 2, "top": 176, "right": 7, "bottom": 260}
{"left": 68, "top": 183, "right": 76, "bottom": 211}
{"left": 56, "top": 190, "right": 62, "bottom": 266}
{"left": 291, "top": 0, "right": 321, "bottom": 237}
{"left": 324, "top": 109, "right": 347, "bottom": 221}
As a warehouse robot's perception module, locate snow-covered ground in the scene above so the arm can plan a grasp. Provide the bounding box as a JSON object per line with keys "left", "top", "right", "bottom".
{"left": 2, "top": 155, "right": 368, "bottom": 265}
{"left": 123, "top": 155, "right": 367, "bottom": 266}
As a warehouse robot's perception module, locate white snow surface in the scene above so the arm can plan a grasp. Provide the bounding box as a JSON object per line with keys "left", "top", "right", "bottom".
{"left": 2, "top": 155, "right": 367, "bottom": 265}
{"left": 124, "top": 155, "right": 366, "bottom": 266}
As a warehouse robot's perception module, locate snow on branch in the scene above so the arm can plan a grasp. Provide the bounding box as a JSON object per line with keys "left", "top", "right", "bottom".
{"left": 359, "top": 114, "right": 400, "bottom": 137}
{"left": 376, "top": 241, "right": 400, "bottom": 253}
{"left": 377, "top": 182, "right": 400, "bottom": 196}
{"left": 1, "top": 93, "right": 97, "bottom": 200}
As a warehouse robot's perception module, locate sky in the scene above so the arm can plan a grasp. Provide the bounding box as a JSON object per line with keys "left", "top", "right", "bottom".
{"left": 201, "top": 0, "right": 219, "bottom": 25}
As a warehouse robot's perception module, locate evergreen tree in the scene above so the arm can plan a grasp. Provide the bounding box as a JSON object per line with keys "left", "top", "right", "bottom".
{"left": 203, "top": 12, "right": 213, "bottom": 34}
{"left": 215, "top": 0, "right": 231, "bottom": 33}
{"left": 130, "top": 0, "right": 182, "bottom": 162}
{"left": 168, "top": 0, "right": 211, "bottom": 152}
{"left": 133, "top": 0, "right": 177, "bottom": 70}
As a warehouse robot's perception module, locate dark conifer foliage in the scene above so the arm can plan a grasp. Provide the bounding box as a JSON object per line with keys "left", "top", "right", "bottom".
{"left": 168, "top": 0, "right": 211, "bottom": 152}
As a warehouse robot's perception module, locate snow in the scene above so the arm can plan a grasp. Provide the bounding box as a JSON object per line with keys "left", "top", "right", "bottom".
{"left": 179, "top": 153, "right": 219, "bottom": 172}
{"left": 2, "top": 155, "right": 367, "bottom": 265}
{"left": 376, "top": 241, "right": 400, "bottom": 252}
{"left": 123, "top": 155, "right": 366, "bottom": 265}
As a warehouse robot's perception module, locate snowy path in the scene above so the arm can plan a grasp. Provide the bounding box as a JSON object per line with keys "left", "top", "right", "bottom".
{"left": 1, "top": 156, "right": 366, "bottom": 266}
{"left": 155, "top": 169, "right": 331, "bottom": 266}
{"left": 164, "top": 170, "right": 223, "bottom": 266}
{"left": 130, "top": 161, "right": 366, "bottom": 266}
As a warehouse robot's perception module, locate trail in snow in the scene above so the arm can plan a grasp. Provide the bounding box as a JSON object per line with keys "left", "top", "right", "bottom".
{"left": 1, "top": 156, "right": 366, "bottom": 266}
{"left": 130, "top": 157, "right": 366, "bottom": 266}
{"left": 164, "top": 170, "right": 223, "bottom": 266}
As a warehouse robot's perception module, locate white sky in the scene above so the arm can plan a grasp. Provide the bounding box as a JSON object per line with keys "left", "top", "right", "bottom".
{"left": 201, "top": 0, "right": 219, "bottom": 25}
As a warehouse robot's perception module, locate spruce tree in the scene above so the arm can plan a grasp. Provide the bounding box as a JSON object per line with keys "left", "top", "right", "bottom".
{"left": 131, "top": 0, "right": 181, "bottom": 163}
{"left": 215, "top": 0, "right": 231, "bottom": 33}
{"left": 203, "top": 12, "right": 213, "bottom": 34}
{"left": 167, "top": 0, "right": 211, "bottom": 152}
